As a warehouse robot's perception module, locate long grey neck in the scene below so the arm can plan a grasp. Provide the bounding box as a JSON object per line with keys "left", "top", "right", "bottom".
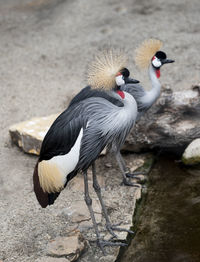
{"left": 147, "top": 64, "right": 161, "bottom": 103}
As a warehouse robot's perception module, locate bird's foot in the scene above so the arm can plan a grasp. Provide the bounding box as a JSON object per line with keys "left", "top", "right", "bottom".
{"left": 97, "top": 239, "right": 127, "bottom": 255}
{"left": 121, "top": 178, "right": 141, "bottom": 187}
{"left": 106, "top": 222, "right": 134, "bottom": 235}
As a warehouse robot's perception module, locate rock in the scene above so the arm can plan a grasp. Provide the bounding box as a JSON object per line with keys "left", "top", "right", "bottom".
{"left": 60, "top": 199, "right": 102, "bottom": 224}
{"left": 99, "top": 255, "right": 116, "bottom": 262}
{"left": 105, "top": 163, "right": 112, "bottom": 168}
{"left": 124, "top": 87, "right": 200, "bottom": 155}
{"left": 36, "top": 257, "right": 70, "bottom": 262}
{"left": 47, "top": 232, "right": 88, "bottom": 261}
{"left": 182, "top": 138, "right": 200, "bottom": 165}
{"left": 9, "top": 114, "right": 58, "bottom": 155}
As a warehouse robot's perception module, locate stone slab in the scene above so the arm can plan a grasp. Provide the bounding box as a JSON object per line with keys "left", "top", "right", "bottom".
{"left": 47, "top": 232, "right": 88, "bottom": 261}
{"left": 36, "top": 257, "right": 70, "bottom": 262}
{"left": 9, "top": 114, "right": 58, "bottom": 155}
{"left": 59, "top": 199, "right": 102, "bottom": 224}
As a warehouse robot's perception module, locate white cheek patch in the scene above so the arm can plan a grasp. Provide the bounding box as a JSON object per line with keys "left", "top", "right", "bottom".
{"left": 152, "top": 57, "right": 162, "bottom": 68}
{"left": 115, "top": 75, "right": 125, "bottom": 86}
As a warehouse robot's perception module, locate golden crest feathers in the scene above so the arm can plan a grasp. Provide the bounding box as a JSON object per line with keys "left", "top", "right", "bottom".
{"left": 134, "top": 39, "right": 163, "bottom": 69}
{"left": 87, "top": 48, "right": 128, "bottom": 89}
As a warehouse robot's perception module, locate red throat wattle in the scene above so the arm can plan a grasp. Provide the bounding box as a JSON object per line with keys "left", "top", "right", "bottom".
{"left": 117, "top": 90, "right": 125, "bottom": 99}
{"left": 156, "top": 69, "right": 160, "bottom": 78}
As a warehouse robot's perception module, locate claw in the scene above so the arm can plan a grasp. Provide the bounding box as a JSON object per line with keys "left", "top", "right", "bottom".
{"left": 97, "top": 239, "right": 127, "bottom": 255}
{"left": 98, "top": 239, "right": 127, "bottom": 248}
{"left": 106, "top": 223, "right": 134, "bottom": 237}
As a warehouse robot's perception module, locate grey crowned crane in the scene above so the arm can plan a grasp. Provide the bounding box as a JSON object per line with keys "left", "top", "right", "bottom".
{"left": 120, "top": 39, "right": 175, "bottom": 180}
{"left": 124, "top": 39, "right": 175, "bottom": 120}
{"left": 33, "top": 49, "right": 139, "bottom": 252}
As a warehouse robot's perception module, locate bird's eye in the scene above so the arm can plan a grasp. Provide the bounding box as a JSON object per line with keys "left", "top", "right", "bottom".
{"left": 115, "top": 75, "right": 125, "bottom": 86}
{"left": 152, "top": 57, "right": 162, "bottom": 68}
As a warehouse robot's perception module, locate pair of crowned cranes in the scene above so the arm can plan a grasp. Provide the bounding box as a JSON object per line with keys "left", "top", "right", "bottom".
{"left": 33, "top": 39, "right": 174, "bottom": 251}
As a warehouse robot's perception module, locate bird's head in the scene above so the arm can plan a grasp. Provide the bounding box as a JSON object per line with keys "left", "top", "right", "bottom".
{"left": 134, "top": 39, "right": 175, "bottom": 78}
{"left": 151, "top": 51, "right": 174, "bottom": 69}
{"left": 87, "top": 48, "right": 139, "bottom": 90}
{"left": 115, "top": 68, "right": 139, "bottom": 87}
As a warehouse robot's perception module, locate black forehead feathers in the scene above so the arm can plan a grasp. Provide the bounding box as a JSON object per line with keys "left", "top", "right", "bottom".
{"left": 120, "top": 67, "right": 130, "bottom": 78}
{"left": 155, "top": 51, "right": 166, "bottom": 60}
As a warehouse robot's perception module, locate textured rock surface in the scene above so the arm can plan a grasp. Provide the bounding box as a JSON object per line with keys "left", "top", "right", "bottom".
{"left": 124, "top": 86, "right": 200, "bottom": 155}
{"left": 47, "top": 232, "right": 88, "bottom": 261}
{"left": 9, "top": 114, "right": 58, "bottom": 155}
{"left": 36, "top": 257, "right": 70, "bottom": 262}
{"left": 59, "top": 199, "right": 102, "bottom": 224}
{"left": 182, "top": 138, "right": 200, "bottom": 165}
{"left": 99, "top": 255, "right": 116, "bottom": 262}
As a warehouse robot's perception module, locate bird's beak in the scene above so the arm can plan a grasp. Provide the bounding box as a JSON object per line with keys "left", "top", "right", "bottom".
{"left": 125, "top": 77, "right": 140, "bottom": 84}
{"left": 162, "top": 59, "right": 175, "bottom": 64}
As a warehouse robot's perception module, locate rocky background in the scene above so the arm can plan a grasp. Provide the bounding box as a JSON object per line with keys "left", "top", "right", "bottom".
{"left": 1, "top": 0, "right": 200, "bottom": 261}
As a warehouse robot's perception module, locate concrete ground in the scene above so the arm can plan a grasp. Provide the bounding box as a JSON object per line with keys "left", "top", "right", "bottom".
{"left": 0, "top": 0, "right": 200, "bottom": 261}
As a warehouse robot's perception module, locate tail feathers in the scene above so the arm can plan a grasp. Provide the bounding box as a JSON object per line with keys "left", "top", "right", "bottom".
{"left": 33, "top": 162, "right": 60, "bottom": 208}
{"left": 48, "top": 192, "right": 60, "bottom": 205}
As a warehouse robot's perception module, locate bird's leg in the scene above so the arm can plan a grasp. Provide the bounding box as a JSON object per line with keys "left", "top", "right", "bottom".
{"left": 83, "top": 170, "right": 104, "bottom": 252}
{"left": 83, "top": 170, "right": 126, "bottom": 254}
{"left": 92, "top": 163, "right": 134, "bottom": 238}
{"left": 116, "top": 151, "right": 147, "bottom": 181}
{"left": 84, "top": 171, "right": 127, "bottom": 255}
{"left": 92, "top": 163, "right": 117, "bottom": 239}
{"left": 115, "top": 151, "right": 141, "bottom": 187}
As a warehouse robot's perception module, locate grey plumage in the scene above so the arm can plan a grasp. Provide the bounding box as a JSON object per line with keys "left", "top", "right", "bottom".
{"left": 122, "top": 81, "right": 159, "bottom": 121}
{"left": 74, "top": 91, "right": 137, "bottom": 171}
{"left": 122, "top": 83, "right": 147, "bottom": 118}
{"left": 35, "top": 86, "right": 137, "bottom": 199}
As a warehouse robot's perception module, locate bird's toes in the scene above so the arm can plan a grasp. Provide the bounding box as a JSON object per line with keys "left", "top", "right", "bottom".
{"left": 106, "top": 224, "right": 119, "bottom": 239}
{"left": 107, "top": 228, "right": 118, "bottom": 239}
{"left": 97, "top": 239, "right": 127, "bottom": 249}
{"left": 97, "top": 239, "right": 107, "bottom": 255}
